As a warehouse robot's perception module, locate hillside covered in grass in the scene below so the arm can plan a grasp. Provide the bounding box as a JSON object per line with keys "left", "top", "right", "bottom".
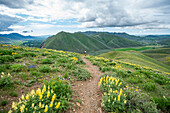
{"left": 41, "top": 31, "right": 141, "bottom": 54}
{"left": 142, "top": 47, "right": 170, "bottom": 66}
{"left": 0, "top": 44, "right": 169, "bottom": 113}
{"left": 99, "top": 50, "right": 170, "bottom": 72}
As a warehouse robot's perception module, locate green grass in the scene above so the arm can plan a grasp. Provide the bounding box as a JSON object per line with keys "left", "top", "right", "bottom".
{"left": 41, "top": 32, "right": 141, "bottom": 54}
{"left": 112, "top": 46, "right": 151, "bottom": 51}
{"left": 99, "top": 50, "right": 170, "bottom": 72}
{"left": 142, "top": 47, "right": 170, "bottom": 66}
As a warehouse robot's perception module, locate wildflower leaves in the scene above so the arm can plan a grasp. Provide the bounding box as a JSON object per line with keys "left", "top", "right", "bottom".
{"left": 10, "top": 78, "right": 71, "bottom": 113}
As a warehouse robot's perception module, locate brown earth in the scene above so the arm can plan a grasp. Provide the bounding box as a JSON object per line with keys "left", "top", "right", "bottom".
{"left": 68, "top": 56, "right": 104, "bottom": 113}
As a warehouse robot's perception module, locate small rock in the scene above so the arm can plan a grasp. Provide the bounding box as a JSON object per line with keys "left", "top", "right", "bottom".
{"left": 76, "top": 102, "right": 81, "bottom": 107}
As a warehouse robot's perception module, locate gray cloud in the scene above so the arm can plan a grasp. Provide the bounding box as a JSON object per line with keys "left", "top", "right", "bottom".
{"left": 0, "top": 0, "right": 34, "bottom": 8}
{"left": 75, "top": 0, "right": 170, "bottom": 29}
{"left": 0, "top": 14, "right": 23, "bottom": 31}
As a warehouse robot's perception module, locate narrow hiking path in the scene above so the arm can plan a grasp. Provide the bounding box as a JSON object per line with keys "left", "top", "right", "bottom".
{"left": 70, "top": 56, "right": 104, "bottom": 113}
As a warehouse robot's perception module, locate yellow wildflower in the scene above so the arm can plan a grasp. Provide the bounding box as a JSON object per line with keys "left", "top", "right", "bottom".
{"left": 49, "top": 101, "right": 53, "bottom": 107}
{"left": 51, "top": 89, "right": 54, "bottom": 93}
{"left": 39, "top": 94, "right": 42, "bottom": 99}
{"left": 52, "top": 94, "right": 56, "bottom": 101}
{"left": 119, "top": 89, "right": 122, "bottom": 95}
{"left": 136, "top": 89, "right": 138, "bottom": 91}
{"left": 8, "top": 110, "right": 12, "bottom": 113}
{"left": 26, "top": 94, "right": 29, "bottom": 100}
{"left": 114, "top": 97, "right": 116, "bottom": 101}
{"left": 47, "top": 90, "right": 50, "bottom": 98}
{"left": 55, "top": 102, "right": 60, "bottom": 109}
{"left": 21, "top": 95, "right": 25, "bottom": 100}
{"left": 42, "top": 104, "right": 45, "bottom": 108}
{"left": 44, "top": 105, "right": 48, "bottom": 112}
{"left": 32, "top": 103, "right": 34, "bottom": 107}
{"left": 124, "top": 100, "right": 127, "bottom": 104}
{"left": 118, "top": 95, "right": 120, "bottom": 101}
{"left": 39, "top": 102, "right": 42, "bottom": 108}
{"left": 2, "top": 72, "right": 4, "bottom": 75}
{"left": 31, "top": 90, "right": 35, "bottom": 95}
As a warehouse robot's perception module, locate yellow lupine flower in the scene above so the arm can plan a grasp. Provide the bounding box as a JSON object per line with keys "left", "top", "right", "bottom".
{"left": 26, "top": 94, "right": 29, "bottom": 100}
{"left": 31, "top": 90, "right": 35, "bottom": 95}
{"left": 42, "top": 104, "right": 45, "bottom": 108}
{"left": 44, "top": 105, "right": 48, "bottom": 112}
{"left": 39, "top": 102, "right": 42, "bottom": 108}
{"left": 124, "top": 100, "right": 127, "bottom": 104}
{"left": 8, "top": 110, "right": 12, "bottom": 113}
{"left": 21, "top": 95, "right": 25, "bottom": 100}
{"left": 55, "top": 102, "right": 60, "bottom": 109}
{"left": 39, "top": 94, "right": 42, "bottom": 99}
{"left": 52, "top": 94, "right": 56, "bottom": 101}
{"left": 118, "top": 95, "right": 120, "bottom": 101}
{"left": 119, "top": 89, "right": 122, "bottom": 95}
{"left": 51, "top": 89, "right": 54, "bottom": 93}
{"left": 47, "top": 90, "right": 50, "bottom": 98}
{"left": 2, "top": 72, "right": 4, "bottom": 75}
{"left": 49, "top": 101, "right": 53, "bottom": 107}
{"left": 114, "top": 97, "right": 116, "bottom": 101}
{"left": 32, "top": 103, "right": 35, "bottom": 107}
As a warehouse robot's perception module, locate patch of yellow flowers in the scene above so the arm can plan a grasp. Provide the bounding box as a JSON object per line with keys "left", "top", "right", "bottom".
{"left": 10, "top": 85, "right": 60, "bottom": 113}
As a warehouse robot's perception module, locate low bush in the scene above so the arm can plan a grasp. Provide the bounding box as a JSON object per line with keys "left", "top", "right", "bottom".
{"left": 144, "top": 82, "right": 156, "bottom": 91}
{"left": 0, "top": 73, "right": 13, "bottom": 88}
{"left": 68, "top": 66, "right": 91, "bottom": 81}
{"left": 39, "top": 65, "right": 51, "bottom": 73}
{"left": 13, "top": 54, "right": 23, "bottom": 59}
{"left": 0, "top": 100, "right": 8, "bottom": 106}
{"left": 0, "top": 55, "right": 14, "bottom": 63}
{"left": 23, "top": 52, "right": 36, "bottom": 57}
{"left": 9, "top": 91, "right": 18, "bottom": 97}
{"left": 10, "top": 78, "right": 72, "bottom": 113}
{"left": 42, "top": 58, "right": 53, "bottom": 64}
{"left": 153, "top": 97, "right": 170, "bottom": 111}
{"left": 11, "top": 64, "right": 25, "bottom": 72}
{"left": 0, "top": 49, "right": 13, "bottom": 55}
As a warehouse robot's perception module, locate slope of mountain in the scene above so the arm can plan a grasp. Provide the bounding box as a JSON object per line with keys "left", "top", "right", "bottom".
{"left": 99, "top": 50, "right": 170, "bottom": 72}
{"left": 0, "top": 37, "right": 11, "bottom": 42}
{"left": 41, "top": 31, "right": 141, "bottom": 53}
{"left": 91, "top": 33, "right": 141, "bottom": 48}
{"left": 0, "top": 33, "right": 36, "bottom": 40}
{"left": 142, "top": 47, "right": 170, "bottom": 66}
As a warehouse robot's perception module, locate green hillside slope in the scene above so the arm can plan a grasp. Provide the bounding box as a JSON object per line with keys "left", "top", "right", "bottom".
{"left": 142, "top": 47, "right": 170, "bottom": 66}
{"left": 99, "top": 50, "right": 170, "bottom": 72}
{"left": 41, "top": 31, "right": 110, "bottom": 53}
{"left": 92, "top": 33, "right": 141, "bottom": 48}
{"left": 41, "top": 32, "right": 141, "bottom": 53}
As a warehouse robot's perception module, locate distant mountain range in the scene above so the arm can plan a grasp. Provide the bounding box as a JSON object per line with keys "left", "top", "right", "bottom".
{"left": 0, "top": 33, "right": 49, "bottom": 41}
{"left": 40, "top": 31, "right": 141, "bottom": 53}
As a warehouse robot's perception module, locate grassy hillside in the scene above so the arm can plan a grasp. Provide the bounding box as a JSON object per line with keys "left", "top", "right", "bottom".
{"left": 91, "top": 33, "right": 141, "bottom": 48}
{"left": 41, "top": 31, "right": 110, "bottom": 53}
{"left": 41, "top": 32, "right": 141, "bottom": 54}
{"left": 142, "top": 47, "right": 170, "bottom": 66}
{"left": 99, "top": 50, "right": 170, "bottom": 72}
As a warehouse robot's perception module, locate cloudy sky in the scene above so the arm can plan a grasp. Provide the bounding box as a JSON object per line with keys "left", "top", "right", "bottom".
{"left": 0, "top": 0, "right": 170, "bottom": 36}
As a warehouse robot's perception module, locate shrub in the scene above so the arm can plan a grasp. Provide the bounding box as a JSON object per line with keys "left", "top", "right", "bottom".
{"left": 0, "top": 100, "right": 8, "bottom": 106}
{"left": 11, "top": 64, "right": 25, "bottom": 72}
{"left": 10, "top": 78, "right": 72, "bottom": 113}
{"left": 68, "top": 66, "right": 91, "bottom": 81}
{"left": 0, "top": 55, "right": 14, "bottom": 63}
{"left": 23, "top": 52, "right": 36, "bottom": 57}
{"left": 63, "top": 72, "right": 68, "bottom": 79}
{"left": 125, "top": 89, "right": 158, "bottom": 113}
{"left": 39, "top": 65, "right": 51, "bottom": 73}
{"left": 153, "top": 97, "right": 170, "bottom": 111}
{"left": 0, "top": 49, "right": 13, "bottom": 55}
{"left": 9, "top": 91, "right": 18, "bottom": 97}
{"left": 14, "top": 54, "right": 23, "bottom": 59}
{"left": 30, "top": 71, "right": 41, "bottom": 77}
{"left": 144, "top": 82, "right": 156, "bottom": 91}
{"left": 0, "top": 73, "right": 13, "bottom": 88}
{"left": 42, "top": 58, "right": 53, "bottom": 64}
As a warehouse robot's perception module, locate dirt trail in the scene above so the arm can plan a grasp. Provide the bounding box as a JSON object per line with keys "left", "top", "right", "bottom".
{"left": 70, "top": 56, "right": 104, "bottom": 113}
